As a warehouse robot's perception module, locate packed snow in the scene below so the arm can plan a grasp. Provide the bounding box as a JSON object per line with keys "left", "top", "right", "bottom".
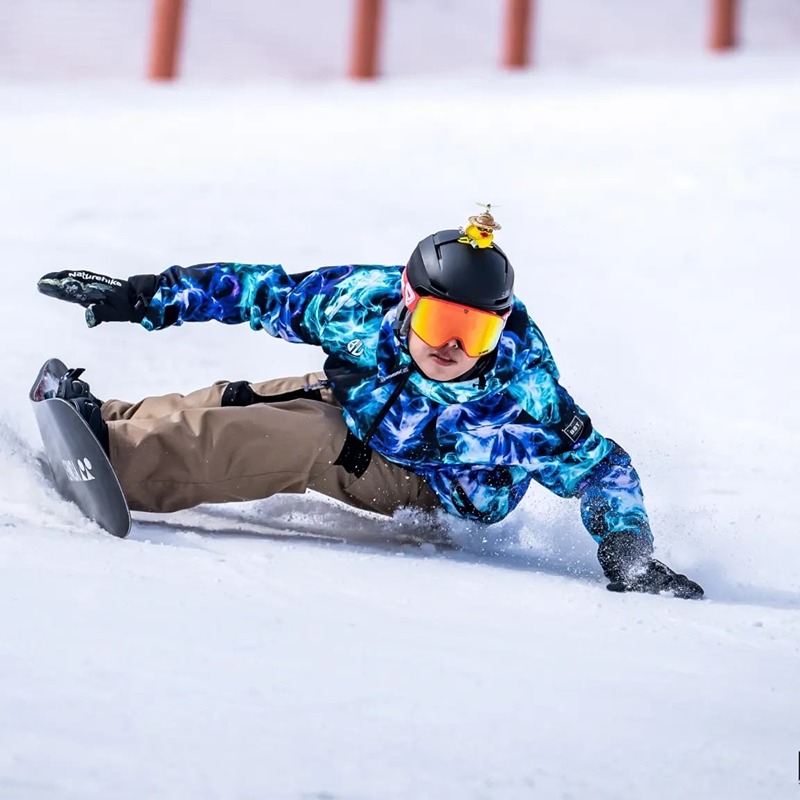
{"left": 1, "top": 16, "right": 799, "bottom": 800}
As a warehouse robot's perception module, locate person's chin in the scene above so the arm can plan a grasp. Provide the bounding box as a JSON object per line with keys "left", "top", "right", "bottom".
{"left": 420, "top": 356, "right": 465, "bottom": 382}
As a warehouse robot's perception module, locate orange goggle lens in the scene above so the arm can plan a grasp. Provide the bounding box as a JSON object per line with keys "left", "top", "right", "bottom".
{"left": 409, "top": 296, "right": 507, "bottom": 358}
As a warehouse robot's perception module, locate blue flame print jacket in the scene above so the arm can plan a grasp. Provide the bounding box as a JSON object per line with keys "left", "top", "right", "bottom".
{"left": 138, "top": 262, "right": 653, "bottom": 543}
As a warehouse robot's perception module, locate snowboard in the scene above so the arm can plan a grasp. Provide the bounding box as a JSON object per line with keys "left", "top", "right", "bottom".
{"left": 30, "top": 357, "right": 131, "bottom": 538}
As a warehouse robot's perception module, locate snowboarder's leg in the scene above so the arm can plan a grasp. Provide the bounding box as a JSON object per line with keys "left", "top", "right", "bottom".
{"left": 101, "top": 373, "right": 328, "bottom": 421}
{"left": 107, "top": 374, "right": 439, "bottom": 516}
{"left": 309, "top": 439, "right": 441, "bottom": 517}
{"left": 101, "top": 384, "right": 228, "bottom": 421}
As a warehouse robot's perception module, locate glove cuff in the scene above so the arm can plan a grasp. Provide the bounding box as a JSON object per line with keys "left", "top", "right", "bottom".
{"left": 597, "top": 532, "right": 653, "bottom": 583}
{"left": 128, "top": 274, "right": 160, "bottom": 322}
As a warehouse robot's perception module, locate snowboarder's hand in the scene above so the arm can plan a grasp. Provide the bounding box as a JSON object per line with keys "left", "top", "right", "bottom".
{"left": 37, "top": 270, "right": 158, "bottom": 328}
{"left": 606, "top": 559, "right": 704, "bottom": 599}
{"left": 597, "top": 531, "right": 703, "bottom": 599}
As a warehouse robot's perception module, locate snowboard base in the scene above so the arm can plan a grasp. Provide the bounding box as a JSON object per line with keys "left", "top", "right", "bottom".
{"left": 30, "top": 358, "right": 131, "bottom": 538}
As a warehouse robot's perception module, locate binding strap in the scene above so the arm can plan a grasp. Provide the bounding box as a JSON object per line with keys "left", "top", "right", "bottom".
{"left": 221, "top": 380, "right": 325, "bottom": 407}
{"left": 334, "top": 368, "right": 413, "bottom": 478}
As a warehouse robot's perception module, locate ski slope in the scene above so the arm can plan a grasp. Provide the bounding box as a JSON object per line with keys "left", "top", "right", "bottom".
{"left": 1, "top": 52, "right": 799, "bottom": 800}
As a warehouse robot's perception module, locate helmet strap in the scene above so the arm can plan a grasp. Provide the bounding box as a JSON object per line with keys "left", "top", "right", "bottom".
{"left": 392, "top": 302, "right": 412, "bottom": 343}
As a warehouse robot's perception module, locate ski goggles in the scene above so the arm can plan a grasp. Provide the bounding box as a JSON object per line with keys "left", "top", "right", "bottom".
{"left": 402, "top": 273, "right": 510, "bottom": 358}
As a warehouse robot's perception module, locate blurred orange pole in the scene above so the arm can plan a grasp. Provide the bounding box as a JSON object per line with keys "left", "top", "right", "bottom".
{"left": 349, "top": 0, "right": 383, "bottom": 79}
{"left": 503, "top": 0, "right": 534, "bottom": 69}
{"left": 709, "top": 0, "right": 738, "bottom": 51}
{"left": 148, "top": 0, "right": 186, "bottom": 80}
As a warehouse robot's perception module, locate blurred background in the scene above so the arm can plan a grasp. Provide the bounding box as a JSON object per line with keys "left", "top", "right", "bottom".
{"left": 1, "top": 6, "right": 799, "bottom": 799}
{"left": 1, "top": 0, "right": 799, "bottom": 82}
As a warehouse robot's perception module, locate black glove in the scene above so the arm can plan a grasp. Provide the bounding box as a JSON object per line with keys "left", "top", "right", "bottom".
{"left": 597, "top": 532, "right": 704, "bottom": 600}
{"left": 37, "top": 270, "right": 159, "bottom": 328}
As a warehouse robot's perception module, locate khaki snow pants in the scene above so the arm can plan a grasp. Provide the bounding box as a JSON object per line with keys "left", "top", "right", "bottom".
{"left": 100, "top": 372, "right": 441, "bottom": 516}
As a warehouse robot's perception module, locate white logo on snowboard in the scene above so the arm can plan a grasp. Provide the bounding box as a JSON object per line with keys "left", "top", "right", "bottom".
{"left": 62, "top": 457, "right": 96, "bottom": 483}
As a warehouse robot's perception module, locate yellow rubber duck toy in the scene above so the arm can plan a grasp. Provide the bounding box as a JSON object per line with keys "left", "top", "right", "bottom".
{"left": 459, "top": 206, "right": 502, "bottom": 249}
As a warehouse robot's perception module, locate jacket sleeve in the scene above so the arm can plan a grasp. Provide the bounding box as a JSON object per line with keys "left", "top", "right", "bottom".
{"left": 574, "top": 439, "right": 653, "bottom": 544}
{"left": 429, "top": 371, "right": 654, "bottom": 540}
{"left": 428, "top": 429, "right": 653, "bottom": 542}
{"left": 513, "top": 382, "right": 654, "bottom": 545}
{"left": 423, "top": 463, "right": 532, "bottom": 525}
{"left": 138, "top": 262, "right": 360, "bottom": 345}
{"left": 484, "top": 320, "right": 654, "bottom": 542}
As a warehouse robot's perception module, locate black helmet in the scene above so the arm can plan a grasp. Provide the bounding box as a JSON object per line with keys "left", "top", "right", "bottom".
{"left": 405, "top": 229, "right": 514, "bottom": 313}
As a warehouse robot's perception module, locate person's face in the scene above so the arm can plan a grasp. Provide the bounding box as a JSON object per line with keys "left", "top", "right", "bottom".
{"left": 407, "top": 329, "right": 480, "bottom": 382}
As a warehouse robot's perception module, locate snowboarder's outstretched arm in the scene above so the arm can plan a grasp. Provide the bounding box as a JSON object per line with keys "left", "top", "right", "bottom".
{"left": 523, "top": 410, "right": 704, "bottom": 599}
{"left": 424, "top": 347, "right": 704, "bottom": 598}
{"left": 429, "top": 443, "right": 702, "bottom": 599}
{"left": 37, "top": 263, "right": 374, "bottom": 345}
{"left": 573, "top": 442, "right": 702, "bottom": 598}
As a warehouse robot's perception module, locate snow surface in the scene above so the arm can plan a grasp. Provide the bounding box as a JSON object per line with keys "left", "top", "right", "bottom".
{"left": 1, "top": 42, "right": 800, "bottom": 800}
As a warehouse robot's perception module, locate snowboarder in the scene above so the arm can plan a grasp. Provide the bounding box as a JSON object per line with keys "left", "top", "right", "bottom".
{"left": 37, "top": 209, "right": 703, "bottom": 598}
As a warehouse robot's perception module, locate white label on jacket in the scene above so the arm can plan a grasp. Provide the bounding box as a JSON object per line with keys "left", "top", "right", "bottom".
{"left": 563, "top": 416, "right": 585, "bottom": 442}
{"left": 347, "top": 339, "right": 364, "bottom": 357}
